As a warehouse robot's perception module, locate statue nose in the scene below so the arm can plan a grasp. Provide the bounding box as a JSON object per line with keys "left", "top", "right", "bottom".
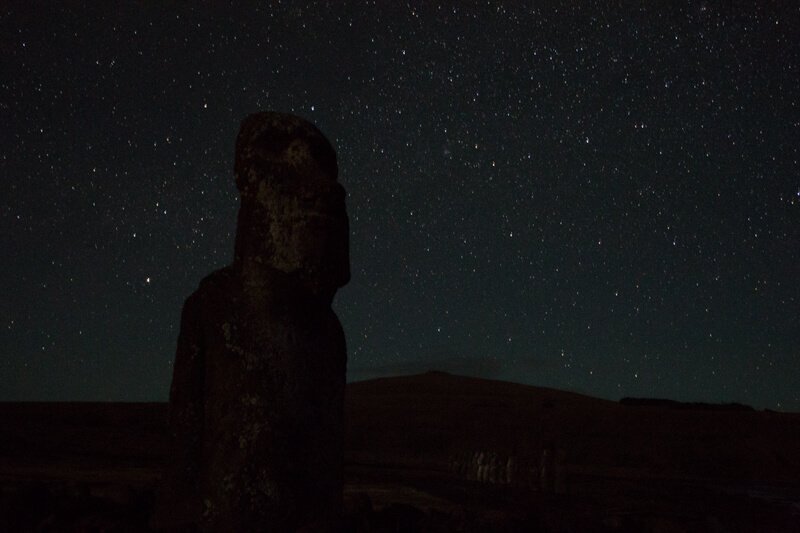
{"left": 300, "top": 185, "right": 346, "bottom": 217}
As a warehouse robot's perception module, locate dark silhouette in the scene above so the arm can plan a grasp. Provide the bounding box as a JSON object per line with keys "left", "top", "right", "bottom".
{"left": 2, "top": 374, "right": 800, "bottom": 531}
{"left": 157, "top": 112, "right": 350, "bottom": 532}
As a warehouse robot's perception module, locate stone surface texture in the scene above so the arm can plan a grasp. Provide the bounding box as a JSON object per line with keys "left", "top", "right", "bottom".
{"left": 162, "top": 112, "right": 349, "bottom": 532}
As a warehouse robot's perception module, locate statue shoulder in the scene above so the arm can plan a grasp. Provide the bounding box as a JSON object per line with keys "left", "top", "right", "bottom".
{"left": 180, "top": 266, "right": 239, "bottom": 313}
{"left": 197, "top": 266, "right": 239, "bottom": 295}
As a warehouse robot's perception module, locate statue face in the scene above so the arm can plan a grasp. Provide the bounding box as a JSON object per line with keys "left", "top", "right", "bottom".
{"left": 234, "top": 114, "right": 350, "bottom": 295}
{"left": 263, "top": 173, "right": 351, "bottom": 294}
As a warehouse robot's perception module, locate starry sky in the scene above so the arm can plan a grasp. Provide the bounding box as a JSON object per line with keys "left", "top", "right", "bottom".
{"left": 2, "top": 3, "right": 798, "bottom": 410}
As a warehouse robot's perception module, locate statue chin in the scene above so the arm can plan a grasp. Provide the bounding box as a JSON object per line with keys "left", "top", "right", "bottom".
{"left": 270, "top": 213, "right": 350, "bottom": 295}
{"left": 289, "top": 253, "right": 350, "bottom": 300}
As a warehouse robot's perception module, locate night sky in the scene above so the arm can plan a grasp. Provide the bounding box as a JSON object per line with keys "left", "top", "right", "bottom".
{"left": 2, "top": 3, "right": 798, "bottom": 410}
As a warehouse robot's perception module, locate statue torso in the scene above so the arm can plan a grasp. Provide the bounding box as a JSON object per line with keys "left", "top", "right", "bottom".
{"left": 185, "top": 266, "right": 346, "bottom": 530}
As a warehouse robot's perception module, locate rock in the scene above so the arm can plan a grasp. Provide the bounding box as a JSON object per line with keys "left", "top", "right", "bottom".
{"left": 158, "top": 112, "right": 350, "bottom": 532}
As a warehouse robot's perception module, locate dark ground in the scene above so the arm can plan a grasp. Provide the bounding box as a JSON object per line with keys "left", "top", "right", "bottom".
{"left": 1, "top": 372, "right": 799, "bottom": 532}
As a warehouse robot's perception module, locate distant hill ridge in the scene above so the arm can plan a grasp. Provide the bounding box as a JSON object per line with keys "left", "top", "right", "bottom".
{"left": 1, "top": 371, "right": 799, "bottom": 488}
{"left": 620, "top": 397, "right": 755, "bottom": 411}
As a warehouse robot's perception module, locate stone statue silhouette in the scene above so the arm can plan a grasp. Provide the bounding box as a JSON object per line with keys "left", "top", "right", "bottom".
{"left": 157, "top": 112, "right": 350, "bottom": 532}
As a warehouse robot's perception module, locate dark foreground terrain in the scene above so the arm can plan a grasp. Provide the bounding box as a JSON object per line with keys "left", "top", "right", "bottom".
{"left": 1, "top": 372, "right": 799, "bottom": 531}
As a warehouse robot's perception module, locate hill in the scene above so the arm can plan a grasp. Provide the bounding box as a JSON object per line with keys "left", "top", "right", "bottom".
{"left": 346, "top": 371, "right": 800, "bottom": 483}
{"left": 1, "top": 372, "right": 799, "bottom": 531}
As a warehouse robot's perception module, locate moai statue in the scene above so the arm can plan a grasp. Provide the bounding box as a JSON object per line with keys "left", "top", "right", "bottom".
{"left": 158, "top": 112, "right": 350, "bottom": 532}
{"left": 487, "top": 452, "right": 499, "bottom": 484}
{"left": 526, "top": 459, "right": 537, "bottom": 490}
{"left": 458, "top": 451, "right": 469, "bottom": 478}
{"left": 505, "top": 455, "right": 516, "bottom": 486}
{"left": 467, "top": 452, "right": 479, "bottom": 481}
{"left": 540, "top": 445, "right": 554, "bottom": 492}
{"left": 554, "top": 449, "right": 567, "bottom": 494}
{"left": 475, "top": 451, "right": 484, "bottom": 482}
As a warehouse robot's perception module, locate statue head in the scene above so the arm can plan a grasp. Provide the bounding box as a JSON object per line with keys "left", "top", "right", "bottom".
{"left": 233, "top": 112, "right": 350, "bottom": 298}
